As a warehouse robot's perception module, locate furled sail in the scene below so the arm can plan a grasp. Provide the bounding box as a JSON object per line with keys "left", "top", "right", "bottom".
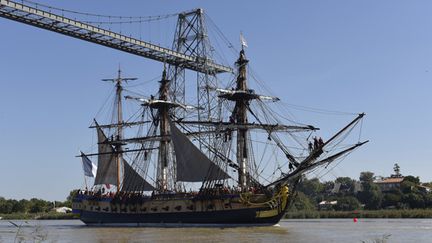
{"left": 169, "top": 121, "right": 230, "bottom": 182}
{"left": 94, "top": 124, "right": 118, "bottom": 186}
{"left": 122, "top": 160, "right": 155, "bottom": 191}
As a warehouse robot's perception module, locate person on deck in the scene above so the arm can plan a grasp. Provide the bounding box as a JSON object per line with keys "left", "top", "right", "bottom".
{"left": 313, "top": 137, "right": 319, "bottom": 150}
{"left": 318, "top": 137, "right": 324, "bottom": 147}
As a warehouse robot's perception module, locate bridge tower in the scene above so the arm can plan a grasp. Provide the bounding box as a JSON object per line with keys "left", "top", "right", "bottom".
{"left": 168, "top": 9, "right": 220, "bottom": 123}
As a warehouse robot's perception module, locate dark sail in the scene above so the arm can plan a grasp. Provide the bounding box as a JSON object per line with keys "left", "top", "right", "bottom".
{"left": 94, "top": 123, "right": 154, "bottom": 190}
{"left": 122, "top": 160, "right": 155, "bottom": 191}
{"left": 169, "top": 121, "right": 230, "bottom": 182}
{"left": 94, "top": 125, "right": 118, "bottom": 186}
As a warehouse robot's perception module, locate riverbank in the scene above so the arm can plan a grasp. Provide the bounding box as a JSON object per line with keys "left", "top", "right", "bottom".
{"left": 285, "top": 209, "right": 432, "bottom": 219}
{"left": 3, "top": 209, "right": 432, "bottom": 220}
{"left": 0, "top": 212, "right": 78, "bottom": 220}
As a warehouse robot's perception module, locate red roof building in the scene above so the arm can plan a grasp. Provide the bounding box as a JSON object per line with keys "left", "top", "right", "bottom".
{"left": 374, "top": 177, "right": 404, "bottom": 192}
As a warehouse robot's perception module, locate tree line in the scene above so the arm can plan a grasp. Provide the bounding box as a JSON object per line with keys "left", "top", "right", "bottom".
{"left": 291, "top": 171, "right": 432, "bottom": 211}
{"left": 0, "top": 191, "right": 75, "bottom": 214}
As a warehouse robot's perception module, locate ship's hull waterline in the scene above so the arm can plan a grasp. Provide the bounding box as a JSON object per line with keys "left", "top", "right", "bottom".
{"left": 73, "top": 186, "right": 289, "bottom": 226}
{"left": 80, "top": 207, "right": 285, "bottom": 226}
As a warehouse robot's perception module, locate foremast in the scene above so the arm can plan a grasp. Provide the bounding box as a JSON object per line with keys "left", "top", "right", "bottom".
{"left": 101, "top": 68, "right": 137, "bottom": 192}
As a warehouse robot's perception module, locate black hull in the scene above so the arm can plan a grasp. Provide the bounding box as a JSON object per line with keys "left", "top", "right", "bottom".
{"left": 73, "top": 186, "right": 290, "bottom": 227}
{"left": 80, "top": 207, "right": 285, "bottom": 226}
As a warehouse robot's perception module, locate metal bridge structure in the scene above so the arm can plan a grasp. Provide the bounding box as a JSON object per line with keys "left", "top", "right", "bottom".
{"left": 168, "top": 9, "right": 221, "bottom": 123}
{"left": 0, "top": 0, "right": 236, "bottom": 186}
{"left": 0, "top": 0, "right": 233, "bottom": 76}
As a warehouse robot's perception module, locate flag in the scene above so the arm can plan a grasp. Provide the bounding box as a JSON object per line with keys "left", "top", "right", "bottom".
{"left": 80, "top": 151, "right": 97, "bottom": 177}
{"left": 240, "top": 32, "right": 248, "bottom": 48}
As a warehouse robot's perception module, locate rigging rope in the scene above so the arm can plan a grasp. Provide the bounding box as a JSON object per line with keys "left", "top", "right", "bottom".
{"left": 358, "top": 117, "right": 364, "bottom": 142}
{"left": 204, "top": 13, "right": 239, "bottom": 55}
{"left": 280, "top": 102, "right": 358, "bottom": 116}
{"left": 21, "top": 0, "right": 179, "bottom": 20}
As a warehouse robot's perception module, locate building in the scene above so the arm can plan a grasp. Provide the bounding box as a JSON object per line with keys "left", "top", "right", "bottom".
{"left": 418, "top": 185, "right": 432, "bottom": 193}
{"left": 374, "top": 177, "right": 404, "bottom": 192}
{"left": 54, "top": 207, "right": 72, "bottom": 213}
{"left": 318, "top": 200, "right": 337, "bottom": 210}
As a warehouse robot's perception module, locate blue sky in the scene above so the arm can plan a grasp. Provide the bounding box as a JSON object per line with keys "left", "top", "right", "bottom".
{"left": 1, "top": 0, "right": 431, "bottom": 201}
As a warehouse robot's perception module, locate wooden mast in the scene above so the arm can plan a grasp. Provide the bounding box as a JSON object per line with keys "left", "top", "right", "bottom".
{"left": 157, "top": 67, "right": 170, "bottom": 191}
{"left": 115, "top": 69, "right": 123, "bottom": 193}
{"left": 235, "top": 48, "right": 249, "bottom": 190}
{"left": 102, "top": 68, "right": 137, "bottom": 193}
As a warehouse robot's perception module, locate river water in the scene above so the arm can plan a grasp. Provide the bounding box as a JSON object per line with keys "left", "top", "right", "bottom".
{"left": 0, "top": 218, "right": 431, "bottom": 242}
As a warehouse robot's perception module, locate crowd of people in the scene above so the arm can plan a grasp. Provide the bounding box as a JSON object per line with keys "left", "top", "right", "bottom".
{"left": 76, "top": 184, "right": 268, "bottom": 204}
{"left": 308, "top": 136, "right": 324, "bottom": 152}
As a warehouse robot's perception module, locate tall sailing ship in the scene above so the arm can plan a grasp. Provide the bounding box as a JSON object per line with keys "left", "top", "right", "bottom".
{"left": 72, "top": 48, "right": 367, "bottom": 226}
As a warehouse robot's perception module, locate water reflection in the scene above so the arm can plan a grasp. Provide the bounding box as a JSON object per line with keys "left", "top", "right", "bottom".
{"left": 1, "top": 219, "right": 432, "bottom": 242}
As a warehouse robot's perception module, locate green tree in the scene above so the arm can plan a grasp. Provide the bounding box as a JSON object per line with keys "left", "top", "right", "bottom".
{"left": 15, "top": 199, "right": 29, "bottom": 213}
{"left": 10, "top": 199, "right": 26, "bottom": 213}
{"left": 297, "top": 177, "right": 324, "bottom": 203}
{"left": 424, "top": 193, "right": 432, "bottom": 208}
{"left": 290, "top": 191, "right": 316, "bottom": 211}
{"left": 0, "top": 197, "right": 13, "bottom": 214}
{"left": 404, "top": 176, "right": 420, "bottom": 185}
{"left": 382, "top": 192, "right": 402, "bottom": 208}
{"left": 403, "top": 193, "right": 425, "bottom": 209}
{"left": 333, "top": 196, "right": 361, "bottom": 211}
{"left": 64, "top": 190, "right": 79, "bottom": 208}
{"left": 335, "top": 177, "right": 356, "bottom": 195}
{"left": 393, "top": 163, "right": 401, "bottom": 177}
{"left": 358, "top": 171, "right": 382, "bottom": 209}
{"left": 401, "top": 180, "right": 418, "bottom": 194}
{"left": 359, "top": 171, "right": 374, "bottom": 184}
{"left": 28, "top": 198, "right": 50, "bottom": 213}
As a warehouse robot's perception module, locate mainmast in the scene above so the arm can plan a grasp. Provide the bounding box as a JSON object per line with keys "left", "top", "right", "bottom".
{"left": 124, "top": 66, "right": 231, "bottom": 190}
{"left": 235, "top": 49, "right": 249, "bottom": 190}
{"left": 102, "top": 68, "right": 137, "bottom": 192}
{"left": 157, "top": 68, "right": 170, "bottom": 191}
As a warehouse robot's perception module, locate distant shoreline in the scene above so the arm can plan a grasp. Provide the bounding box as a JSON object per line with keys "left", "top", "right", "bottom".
{"left": 3, "top": 209, "right": 432, "bottom": 220}
{"left": 285, "top": 209, "right": 432, "bottom": 219}
{"left": 0, "top": 212, "right": 79, "bottom": 220}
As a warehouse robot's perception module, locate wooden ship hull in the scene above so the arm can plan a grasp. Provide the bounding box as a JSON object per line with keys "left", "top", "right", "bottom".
{"left": 72, "top": 186, "right": 289, "bottom": 226}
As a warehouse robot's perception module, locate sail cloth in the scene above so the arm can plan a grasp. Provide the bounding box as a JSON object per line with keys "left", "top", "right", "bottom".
{"left": 169, "top": 121, "right": 230, "bottom": 182}
{"left": 122, "top": 159, "right": 155, "bottom": 191}
{"left": 80, "top": 151, "right": 97, "bottom": 177}
{"left": 93, "top": 122, "right": 154, "bottom": 190}
{"left": 94, "top": 125, "right": 118, "bottom": 186}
